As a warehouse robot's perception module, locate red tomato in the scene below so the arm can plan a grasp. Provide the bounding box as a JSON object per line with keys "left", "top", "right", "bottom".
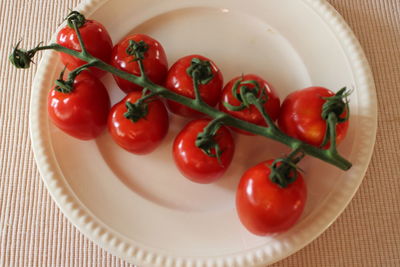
{"left": 48, "top": 72, "right": 111, "bottom": 140}
{"left": 173, "top": 119, "right": 234, "bottom": 183}
{"left": 111, "top": 34, "right": 168, "bottom": 93}
{"left": 236, "top": 160, "right": 307, "bottom": 235}
{"left": 165, "top": 55, "right": 223, "bottom": 117}
{"left": 278, "top": 87, "right": 349, "bottom": 147}
{"left": 219, "top": 74, "right": 280, "bottom": 135}
{"left": 56, "top": 19, "right": 113, "bottom": 78}
{"left": 108, "top": 91, "right": 169, "bottom": 155}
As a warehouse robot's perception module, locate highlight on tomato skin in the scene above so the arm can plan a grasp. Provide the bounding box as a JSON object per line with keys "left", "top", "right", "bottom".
{"left": 236, "top": 160, "right": 307, "bottom": 236}
{"left": 107, "top": 91, "right": 169, "bottom": 155}
{"left": 47, "top": 72, "right": 111, "bottom": 140}
{"left": 172, "top": 119, "right": 234, "bottom": 184}
{"left": 165, "top": 55, "right": 224, "bottom": 118}
{"left": 278, "top": 86, "right": 349, "bottom": 148}
{"left": 111, "top": 34, "right": 168, "bottom": 93}
{"left": 219, "top": 74, "right": 281, "bottom": 135}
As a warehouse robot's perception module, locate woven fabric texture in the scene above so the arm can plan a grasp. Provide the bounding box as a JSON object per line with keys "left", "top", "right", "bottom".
{"left": 0, "top": 0, "right": 399, "bottom": 266}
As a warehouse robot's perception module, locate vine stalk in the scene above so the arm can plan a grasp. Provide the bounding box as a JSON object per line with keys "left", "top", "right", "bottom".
{"left": 10, "top": 40, "right": 352, "bottom": 171}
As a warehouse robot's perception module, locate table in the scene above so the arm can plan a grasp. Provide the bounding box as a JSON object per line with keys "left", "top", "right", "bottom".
{"left": 1, "top": 0, "right": 399, "bottom": 266}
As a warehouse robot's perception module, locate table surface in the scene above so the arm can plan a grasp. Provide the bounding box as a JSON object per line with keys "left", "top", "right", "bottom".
{"left": 1, "top": 0, "right": 399, "bottom": 266}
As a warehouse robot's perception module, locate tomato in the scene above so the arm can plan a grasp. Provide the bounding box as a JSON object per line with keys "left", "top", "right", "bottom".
{"left": 48, "top": 72, "right": 110, "bottom": 140}
{"left": 173, "top": 119, "right": 234, "bottom": 183}
{"left": 278, "top": 87, "right": 349, "bottom": 147}
{"left": 219, "top": 74, "right": 280, "bottom": 135}
{"left": 108, "top": 91, "right": 169, "bottom": 154}
{"left": 165, "top": 55, "right": 223, "bottom": 117}
{"left": 56, "top": 17, "right": 113, "bottom": 78}
{"left": 111, "top": 34, "right": 168, "bottom": 93}
{"left": 236, "top": 160, "right": 307, "bottom": 235}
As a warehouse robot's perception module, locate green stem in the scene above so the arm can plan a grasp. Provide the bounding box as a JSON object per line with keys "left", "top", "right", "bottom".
{"left": 15, "top": 43, "right": 352, "bottom": 171}
{"left": 137, "top": 60, "right": 147, "bottom": 79}
{"left": 71, "top": 20, "right": 88, "bottom": 56}
{"left": 202, "top": 115, "right": 227, "bottom": 135}
{"left": 248, "top": 93, "right": 279, "bottom": 130}
{"left": 195, "top": 117, "right": 226, "bottom": 164}
{"left": 67, "top": 60, "right": 98, "bottom": 80}
{"left": 287, "top": 145, "right": 305, "bottom": 163}
{"left": 192, "top": 71, "right": 203, "bottom": 103}
{"left": 327, "top": 112, "right": 338, "bottom": 155}
{"left": 136, "top": 90, "right": 160, "bottom": 105}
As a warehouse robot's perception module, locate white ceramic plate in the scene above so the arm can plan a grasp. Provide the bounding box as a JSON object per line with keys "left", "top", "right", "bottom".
{"left": 30, "top": 0, "right": 377, "bottom": 266}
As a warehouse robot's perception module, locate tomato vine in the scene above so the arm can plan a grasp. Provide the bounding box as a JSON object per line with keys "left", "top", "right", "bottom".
{"left": 9, "top": 11, "right": 352, "bottom": 187}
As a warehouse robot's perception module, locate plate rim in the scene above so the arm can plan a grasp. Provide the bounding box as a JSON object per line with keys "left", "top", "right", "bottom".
{"left": 29, "top": 0, "right": 378, "bottom": 266}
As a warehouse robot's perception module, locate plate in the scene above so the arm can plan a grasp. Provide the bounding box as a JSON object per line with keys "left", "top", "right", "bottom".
{"left": 30, "top": 0, "right": 377, "bottom": 266}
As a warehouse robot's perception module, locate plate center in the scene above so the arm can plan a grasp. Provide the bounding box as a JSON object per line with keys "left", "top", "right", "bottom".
{"left": 97, "top": 7, "right": 310, "bottom": 212}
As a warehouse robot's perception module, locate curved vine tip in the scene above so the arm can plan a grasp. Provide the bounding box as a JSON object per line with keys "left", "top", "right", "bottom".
{"left": 66, "top": 11, "right": 86, "bottom": 29}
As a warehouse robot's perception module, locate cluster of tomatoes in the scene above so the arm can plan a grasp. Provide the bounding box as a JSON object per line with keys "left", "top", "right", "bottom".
{"left": 48, "top": 14, "right": 349, "bottom": 235}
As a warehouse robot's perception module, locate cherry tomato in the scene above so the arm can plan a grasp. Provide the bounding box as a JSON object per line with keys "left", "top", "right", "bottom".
{"left": 108, "top": 91, "right": 169, "bottom": 155}
{"left": 48, "top": 72, "right": 111, "bottom": 140}
{"left": 236, "top": 160, "right": 307, "bottom": 235}
{"left": 111, "top": 34, "right": 168, "bottom": 93}
{"left": 56, "top": 19, "right": 113, "bottom": 78}
{"left": 173, "top": 119, "right": 234, "bottom": 183}
{"left": 165, "top": 55, "right": 223, "bottom": 117}
{"left": 278, "top": 87, "right": 349, "bottom": 147}
{"left": 219, "top": 74, "right": 280, "bottom": 135}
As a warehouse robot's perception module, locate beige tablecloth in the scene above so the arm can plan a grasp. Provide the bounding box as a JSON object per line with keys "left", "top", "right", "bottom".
{"left": 1, "top": 0, "right": 399, "bottom": 266}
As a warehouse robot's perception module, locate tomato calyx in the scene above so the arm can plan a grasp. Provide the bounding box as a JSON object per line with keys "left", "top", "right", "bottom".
{"left": 126, "top": 40, "right": 149, "bottom": 61}
{"left": 321, "top": 87, "right": 350, "bottom": 122}
{"left": 186, "top": 58, "right": 214, "bottom": 85}
{"left": 222, "top": 78, "right": 278, "bottom": 129}
{"left": 54, "top": 67, "right": 74, "bottom": 93}
{"left": 320, "top": 87, "right": 351, "bottom": 148}
{"left": 195, "top": 133, "right": 222, "bottom": 164}
{"left": 269, "top": 148, "right": 305, "bottom": 188}
{"left": 186, "top": 57, "right": 216, "bottom": 103}
{"left": 124, "top": 40, "right": 150, "bottom": 78}
{"left": 223, "top": 78, "right": 267, "bottom": 112}
{"left": 123, "top": 101, "right": 149, "bottom": 123}
{"left": 54, "top": 62, "right": 98, "bottom": 94}
{"left": 195, "top": 118, "right": 225, "bottom": 164}
{"left": 123, "top": 89, "right": 161, "bottom": 122}
{"left": 66, "top": 11, "right": 86, "bottom": 29}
